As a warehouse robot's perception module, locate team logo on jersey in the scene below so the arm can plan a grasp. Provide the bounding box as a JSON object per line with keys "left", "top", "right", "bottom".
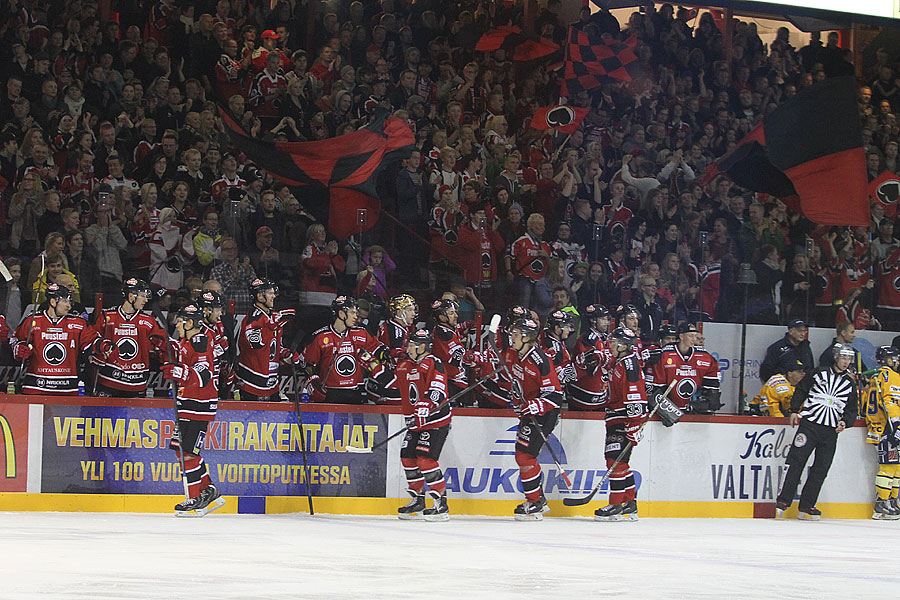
{"left": 443, "top": 229, "right": 458, "bottom": 245}
{"left": 876, "top": 179, "right": 900, "bottom": 205}
{"left": 794, "top": 432, "right": 808, "bottom": 448}
{"left": 116, "top": 337, "right": 139, "bottom": 361}
{"left": 530, "top": 259, "right": 544, "bottom": 274}
{"left": 481, "top": 251, "right": 491, "bottom": 268}
{"left": 43, "top": 342, "right": 66, "bottom": 366}
{"left": 677, "top": 378, "right": 697, "bottom": 399}
{"left": 892, "top": 275, "right": 900, "bottom": 291}
{"left": 335, "top": 354, "right": 358, "bottom": 377}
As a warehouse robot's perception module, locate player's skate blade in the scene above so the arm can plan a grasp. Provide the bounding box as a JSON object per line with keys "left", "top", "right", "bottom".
{"left": 175, "top": 496, "right": 226, "bottom": 518}
{"left": 514, "top": 497, "right": 549, "bottom": 521}
{"left": 398, "top": 495, "right": 426, "bottom": 520}
{"left": 423, "top": 496, "right": 449, "bottom": 522}
{"left": 797, "top": 507, "right": 821, "bottom": 521}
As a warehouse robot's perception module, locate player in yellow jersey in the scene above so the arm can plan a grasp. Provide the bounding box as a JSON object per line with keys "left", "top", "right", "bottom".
{"left": 750, "top": 360, "right": 806, "bottom": 417}
{"left": 865, "top": 346, "right": 900, "bottom": 520}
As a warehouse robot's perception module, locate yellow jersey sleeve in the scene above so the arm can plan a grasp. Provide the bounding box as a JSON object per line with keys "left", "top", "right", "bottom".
{"left": 763, "top": 374, "right": 793, "bottom": 418}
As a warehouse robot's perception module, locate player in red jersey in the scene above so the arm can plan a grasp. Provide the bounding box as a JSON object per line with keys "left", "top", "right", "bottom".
{"left": 541, "top": 310, "right": 577, "bottom": 392}
{"left": 616, "top": 304, "right": 651, "bottom": 364}
{"left": 370, "top": 329, "right": 452, "bottom": 520}
{"left": 430, "top": 298, "right": 469, "bottom": 401}
{"left": 498, "top": 318, "right": 564, "bottom": 520}
{"left": 198, "top": 290, "right": 234, "bottom": 400}
{"left": 302, "top": 296, "right": 388, "bottom": 404}
{"left": 13, "top": 284, "right": 99, "bottom": 395}
{"left": 162, "top": 304, "right": 225, "bottom": 517}
{"left": 372, "top": 294, "right": 418, "bottom": 404}
{"left": 93, "top": 278, "right": 167, "bottom": 397}
{"left": 570, "top": 304, "right": 614, "bottom": 411}
{"left": 594, "top": 327, "right": 647, "bottom": 522}
{"left": 235, "top": 279, "right": 299, "bottom": 401}
{"left": 648, "top": 323, "right": 722, "bottom": 413}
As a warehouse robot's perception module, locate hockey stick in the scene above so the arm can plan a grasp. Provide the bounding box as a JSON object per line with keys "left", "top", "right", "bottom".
{"left": 151, "top": 301, "right": 190, "bottom": 500}
{"left": 562, "top": 377, "right": 678, "bottom": 507}
{"left": 287, "top": 327, "right": 314, "bottom": 515}
{"left": 14, "top": 254, "right": 45, "bottom": 392}
{"left": 345, "top": 363, "right": 505, "bottom": 454}
{"left": 483, "top": 315, "right": 573, "bottom": 487}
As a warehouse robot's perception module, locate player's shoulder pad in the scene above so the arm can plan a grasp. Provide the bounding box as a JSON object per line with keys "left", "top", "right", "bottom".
{"left": 65, "top": 314, "right": 88, "bottom": 327}
{"left": 427, "top": 355, "right": 445, "bottom": 373}
{"left": 623, "top": 356, "right": 641, "bottom": 382}
{"left": 311, "top": 325, "right": 331, "bottom": 337}
{"left": 435, "top": 326, "right": 454, "bottom": 342}
{"left": 661, "top": 342, "right": 677, "bottom": 352}
{"left": 530, "top": 347, "right": 552, "bottom": 376}
{"left": 583, "top": 329, "right": 598, "bottom": 344}
{"left": 191, "top": 334, "right": 209, "bottom": 354}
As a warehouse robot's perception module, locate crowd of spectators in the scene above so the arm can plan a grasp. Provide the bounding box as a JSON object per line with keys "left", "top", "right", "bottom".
{"left": 0, "top": 0, "right": 897, "bottom": 350}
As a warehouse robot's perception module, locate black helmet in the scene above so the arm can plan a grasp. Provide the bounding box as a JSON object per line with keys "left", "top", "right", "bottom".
{"left": 877, "top": 345, "right": 899, "bottom": 366}
{"left": 616, "top": 304, "right": 641, "bottom": 322}
{"left": 431, "top": 298, "right": 459, "bottom": 318}
{"left": 677, "top": 322, "right": 699, "bottom": 336}
{"left": 585, "top": 304, "right": 609, "bottom": 321}
{"left": 198, "top": 289, "right": 224, "bottom": 309}
{"left": 659, "top": 323, "right": 677, "bottom": 340}
{"left": 407, "top": 329, "right": 433, "bottom": 346}
{"left": 331, "top": 295, "right": 358, "bottom": 316}
{"left": 249, "top": 278, "right": 278, "bottom": 298}
{"left": 123, "top": 277, "right": 151, "bottom": 297}
{"left": 609, "top": 326, "right": 638, "bottom": 348}
{"left": 177, "top": 303, "right": 203, "bottom": 323}
{"left": 506, "top": 305, "right": 529, "bottom": 323}
{"left": 46, "top": 282, "right": 72, "bottom": 301}
{"left": 547, "top": 309, "right": 575, "bottom": 330}
{"left": 508, "top": 317, "right": 540, "bottom": 341}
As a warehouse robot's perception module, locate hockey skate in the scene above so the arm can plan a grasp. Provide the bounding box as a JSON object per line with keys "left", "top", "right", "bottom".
{"left": 398, "top": 492, "right": 426, "bottom": 520}
{"left": 890, "top": 498, "right": 900, "bottom": 517}
{"left": 774, "top": 501, "right": 789, "bottom": 518}
{"left": 514, "top": 494, "right": 549, "bottom": 521}
{"left": 174, "top": 485, "right": 225, "bottom": 518}
{"left": 423, "top": 494, "right": 449, "bottom": 522}
{"left": 594, "top": 502, "right": 626, "bottom": 521}
{"left": 797, "top": 506, "right": 821, "bottom": 521}
{"left": 872, "top": 499, "right": 898, "bottom": 520}
{"left": 619, "top": 499, "right": 638, "bottom": 521}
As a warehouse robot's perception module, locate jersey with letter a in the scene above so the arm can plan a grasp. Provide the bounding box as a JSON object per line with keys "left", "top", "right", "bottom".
{"left": 173, "top": 332, "right": 218, "bottom": 421}
{"left": 648, "top": 344, "right": 720, "bottom": 410}
{"left": 236, "top": 308, "right": 285, "bottom": 397}
{"left": 14, "top": 312, "right": 98, "bottom": 394}
{"left": 94, "top": 307, "right": 166, "bottom": 394}
{"left": 302, "top": 326, "right": 385, "bottom": 390}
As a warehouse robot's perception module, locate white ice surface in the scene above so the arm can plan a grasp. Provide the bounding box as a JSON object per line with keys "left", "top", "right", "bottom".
{"left": 0, "top": 511, "right": 894, "bottom": 599}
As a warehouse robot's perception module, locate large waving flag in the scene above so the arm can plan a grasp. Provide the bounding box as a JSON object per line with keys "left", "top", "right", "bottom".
{"left": 561, "top": 27, "right": 639, "bottom": 95}
{"left": 703, "top": 76, "right": 867, "bottom": 226}
{"left": 219, "top": 108, "right": 415, "bottom": 238}
{"left": 475, "top": 26, "right": 559, "bottom": 61}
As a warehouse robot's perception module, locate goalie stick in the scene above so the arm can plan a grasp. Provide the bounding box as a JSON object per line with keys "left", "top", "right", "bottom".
{"left": 562, "top": 377, "right": 679, "bottom": 507}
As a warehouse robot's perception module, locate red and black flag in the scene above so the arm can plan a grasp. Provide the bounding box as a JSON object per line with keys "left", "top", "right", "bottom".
{"left": 475, "top": 25, "right": 559, "bottom": 61}
{"left": 561, "top": 27, "right": 639, "bottom": 95}
{"left": 705, "top": 76, "right": 867, "bottom": 226}
{"left": 530, "top": 105, "right": 590, "bottom": 134}
{"left": 219, "top": 108, "right": 414, "bottom": 239}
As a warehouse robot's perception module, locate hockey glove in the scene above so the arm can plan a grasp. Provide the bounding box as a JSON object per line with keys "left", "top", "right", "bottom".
{"left": 280, "top": 348, "right": 301, "bottom": 365}
{"left": 462, "top": 350, "right": 481, "bottom": 367}
{"left": 524, "top": 398, "right": 543, "bottom": 416}
{"left": 13, "top": 343, "right": 32, "bottom": 360}
{"left": 414, "top": 403, "right": 431, "bottom": 429}
{"left": 390, "top": 347, "right": 408, "bottom": 361}
{"left": 890, "top": 420, "right": 900, "bottom": 448}
{"left": 96, "top": 339, "right": 114, "bottom": 358}
{"left": 304, "top": 375, "right": 321, "bottom": 395}
{"left": 162, "top": 363, "right": 190, "bottom": 384}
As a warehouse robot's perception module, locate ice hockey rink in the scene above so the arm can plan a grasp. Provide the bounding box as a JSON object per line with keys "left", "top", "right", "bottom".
{"left": 1, "top": 511, "right": 893, "bottom": 599}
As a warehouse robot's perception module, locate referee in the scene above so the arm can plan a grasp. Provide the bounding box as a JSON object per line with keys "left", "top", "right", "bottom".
{"left": 776, "top": 343, "right": 859, "bottom": 520}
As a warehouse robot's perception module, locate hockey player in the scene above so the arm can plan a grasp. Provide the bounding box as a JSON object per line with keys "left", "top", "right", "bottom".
{"left": 647, "top": 323, "right": 721, "bottom": 412}
{"left": 430, "top": 299, "right": 468, "bottom": 400}
{"left": 594, "top": 327, "right": 647, "bottom": 522}
{"left": 198, "top": 290, "right": 233, "bottom": 400}
{"left": 615, "top": 304, "right": 648, "bottom": 363}
{"left": 865, "top": 346, "right": 900, "bottom": 520}
{"left": 658, "top": 324, "right": 677, "bottom": 347}
{"left": 369, "top": 329, "right": 451, "bottom": 521}
{"left": 92, "top": 278, "right": 167, "bottom": 397}
{"left": 161, "top": 304, "right": 225, "bottom": 517}
{"left": 775, "top": 342, "right": 859, "bottom": 520}
{"left": 749, "top": 359, "right": 806, "bottom": 417}
{"left": 302, "top": 295, "right": 388, "bottom": 404}
{"left": 371, "top": 294, "right": 418, "bottom": 404}
{"left": 570, "top": 304, "right": 613, "bottom": 411}
{"left": 13, "top": 283, "right": 99, "bottom": 395}
{"left": 541, "top": 310, "right": 577, "bottom": 391}
{"left": 500, "top": 317, "right": 563, "bottom": 520}
{"left": 236, "top": 279, "right": 299, "bottom": 401}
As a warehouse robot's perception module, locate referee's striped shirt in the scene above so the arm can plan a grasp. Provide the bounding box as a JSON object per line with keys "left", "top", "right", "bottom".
{"left": 790, "top": 366, "right": 859, "bottom": 428}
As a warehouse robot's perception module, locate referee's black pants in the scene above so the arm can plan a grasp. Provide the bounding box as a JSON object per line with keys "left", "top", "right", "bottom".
{"left": 776, "top": 419, "right": 838, "bottom": 511}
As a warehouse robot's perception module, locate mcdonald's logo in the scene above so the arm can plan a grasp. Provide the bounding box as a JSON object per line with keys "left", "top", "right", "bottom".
{"left": 0, "top": 414, "right": 16, "bottom": 478}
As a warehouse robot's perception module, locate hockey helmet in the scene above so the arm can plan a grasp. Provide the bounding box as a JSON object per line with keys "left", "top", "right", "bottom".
{"left": 832, "top": 342, "right": 855, "bottom": 360}
{"left": 122, "top": 277, "right": 151, "bottom": 297}
{"left": 198, "top": 289, "right": 225, "bottom": 309}
{"left": 407, "top": 329, "right": 433, "bottom": 347}
{"left": 609, "top": 326, "right": 638, "bottom": 348}
{"left": 249, "top": 278, "right": 278, "bottom": 298}
{"left": 431, "top": 298, "right": 459, "bottom": 318}
{"left": 585, "top": 304, "right": 610, "bottom": 321}
{"left": 332, "top": 295, "right": 358, "bottom": 316}
{"left": 176, "top": 303, "right": 203, "bottom": 323}
{"left": 658, "top": 323, "right": 677, "bottom": 340}
{"left": 547, "top": 309, "right": 575, "bottom": 331}
{"left": 46, "top": 282, "right": 72, "bottom": 302}
{"left": 506, "top": 305, "right": 529, "bottom": 323}
{"left": 508, "top": 317, "right": 540, "bottom": 341}
{"left": 785, "top": 358, "right": 807, "bottom": 373}
{"left": 877, "top": 345, "right": 899, "bottom": 366}
{"left": 616, "top": 304, "right": 641, "bottom": 322}
{"left": 389, "top": 294, "right": 417, "bottom": 315}
{"left": 677, "top": 322, "right": 699, "bottom": 336}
